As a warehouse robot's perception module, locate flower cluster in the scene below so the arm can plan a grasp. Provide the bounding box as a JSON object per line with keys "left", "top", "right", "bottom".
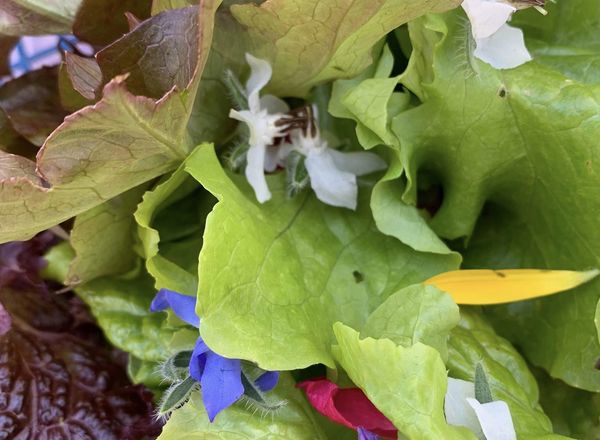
{"left": 229, "top": 54, "right": 386, "bottom": 210}
{"left": 299, "top": 376, "right": 516, "bottom": 440}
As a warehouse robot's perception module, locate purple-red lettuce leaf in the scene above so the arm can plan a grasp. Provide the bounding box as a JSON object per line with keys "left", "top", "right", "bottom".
{"left": 0, "top": 236, "right": 162, "bottom": 439}
{"left": 0, "top": 0, "right": 220, "bottom": 244}
{"left": 73, "top": 0, "right": 152, "bottom": 46}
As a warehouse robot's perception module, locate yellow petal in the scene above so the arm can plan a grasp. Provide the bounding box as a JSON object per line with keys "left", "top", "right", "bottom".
{"left": 424, "top": 269, "right": 599, "bottom": 305}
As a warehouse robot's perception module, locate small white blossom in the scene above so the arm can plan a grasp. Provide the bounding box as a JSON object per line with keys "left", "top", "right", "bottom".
{"left": 229, "top": 54, "right": 289, "bottom": 203}
{"left": 445, "top": 378, "right": 517, "bottom": 440}
{"left": 289, "top": 117, "right": 386, "bottom": 210}
{"left": 462, "top": 0, "right": 532, "bottom": 69}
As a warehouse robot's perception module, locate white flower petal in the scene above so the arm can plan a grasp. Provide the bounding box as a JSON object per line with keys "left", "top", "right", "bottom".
{"left": 474, "top": 24, "right": 532, "bottom": 69}
{"left": 328, "top": 149, "right": 387, "bottom": 176}
{"left": 305, "top": 150, "right": 358, "bottom": 210}
{"left": 445, "top": 378, "right": 485, "bottom": 439}
{"left": 245, "top": 54, "right": 273, "bottom": 112}
{"left": 466, "top": 398, "right": 517, "bottom": 440}
{"left": 260, "top": 95, "right": 289, "bottom": 114}
{"left": 264, "top": 146, "right": 280, "bottom": 173}
{"left": 245, "top": 143, "right": 271, "bottom": 203}
{"left": 462, "top": 0, "right": 516, "bottom": 39}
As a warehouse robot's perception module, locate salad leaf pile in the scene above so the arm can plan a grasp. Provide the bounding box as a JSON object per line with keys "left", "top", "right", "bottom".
{"left": 1, "top": 0, "right": 599, "bottom": 438}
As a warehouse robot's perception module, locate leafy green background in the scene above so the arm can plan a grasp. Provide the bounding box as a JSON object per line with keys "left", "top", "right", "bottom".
{"left": 361, "top": 4, "right": 600, "bottom": 391}
{"left": 231, "top": 0, "right": 461, "bottom": 97}
{"left": 187, "top": 145, "right": 456, "bottom": 371}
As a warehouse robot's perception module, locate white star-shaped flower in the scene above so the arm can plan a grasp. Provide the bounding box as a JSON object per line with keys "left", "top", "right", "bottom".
{"left": 229, "top": 54, "right": 289, "bottom": 203}
{"left": 462, "top": 0, "right": 532, "bottom": 69}
{"left": 445, "top": 377, "right": 517, "bottom": 440}
{"left": 290, "top": 117, "right": 386, "bottom": 210}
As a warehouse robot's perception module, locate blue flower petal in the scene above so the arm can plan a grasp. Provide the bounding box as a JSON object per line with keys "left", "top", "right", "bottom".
{"left": 254, "top": 371, "right": 279, "bottom": 392}
{"left": 150, "top": 289, "right": 199, "bottom": 327}
{"left": 201, "top": 353, "right": 244, "bottom": 422}
{"left": 357, "top": 427, "right": 379, "bottom": 440}
{"left": 149, "top": 289, "right": 170, "bottom": 312}
{"left": 189, "top": 337, "right": 210, "bottom": 382}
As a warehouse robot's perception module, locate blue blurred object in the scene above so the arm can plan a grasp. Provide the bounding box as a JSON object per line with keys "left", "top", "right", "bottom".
{"left": 1, "top": 35, "right": 93, "bottom": 84}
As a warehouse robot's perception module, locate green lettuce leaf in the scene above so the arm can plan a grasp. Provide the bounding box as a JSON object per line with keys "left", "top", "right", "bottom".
{"left": 0, "top": 0, "right": 81, "bottom": 35}
{"left": 448, "top": 309, "right": 560, "bottom": 438}
{"left": 390, "top": 7, "right": 600, "bottom": 390}
{"left": 157, "top": 374, "right": 327, "bottom": 439}
{"left": 230, "top": 0, "right": 462, "bottom": 97}
{"left": 333, "top": 323, "right": 474, "bottom": 439}
{"left": 362, "top": 283, "right": 460, "bottom": 361}
{"left": 512, "top": 0, "right": 600, "bottom": 85}
{"left": 534, "top": 368, "right": 600, "bottom": 439}
{"left": 135, "top": 148, "right": 215, "bottom": 294}
{"left": 76, "top": 271, "right": 173, "bottom": 363}
{"left": 596, "top": 300, "right": 600, "bottom": 344}
{"left": 67, "top": 184, "right": 148, "bottom": 285}
{"left": 187, "top": 145, "right": 455, "bottom": 370}
{"left": 44, "top": 242, "right": 173, "bottom": 368}
{"left": 152, "top": 0, "right": 195, "bottom": 15}
{"left": 329, "top": 46, "right": 461, "bottom": 260}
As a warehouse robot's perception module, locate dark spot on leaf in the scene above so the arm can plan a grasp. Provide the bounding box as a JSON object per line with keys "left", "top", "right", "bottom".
{"left": 353, "top": 271, "right": 364, "bottom": 283}
{"left": 498, "top": 87, "right": 507, "bottom": 98}
{"left": 494, "top": 271, "right": 506, "bottom": 278}
{"left": 595, "top": 358, "right": 600, "bottom": 370}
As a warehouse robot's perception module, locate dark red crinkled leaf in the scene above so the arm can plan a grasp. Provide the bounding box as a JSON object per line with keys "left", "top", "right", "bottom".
{"left": 0, "top": 237, "right": 162, "bottom": 439}
{"left": 0, "top": 231, "right": 54, "bottom": 292}
{"left": 297, "top": 378, "right": 397, "bottom": 439}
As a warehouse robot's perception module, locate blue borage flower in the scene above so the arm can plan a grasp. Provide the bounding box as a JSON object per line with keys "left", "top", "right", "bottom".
{"left": 150, "top": 289, "right": 279, "bottom": 421}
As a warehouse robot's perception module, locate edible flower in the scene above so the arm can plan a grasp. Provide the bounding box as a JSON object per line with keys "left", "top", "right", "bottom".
{"left": 229, "top": 54, "right": 290, "bottom": 203}
{"left": 289, "top": 113, "right": 386, "bottom": 210}
{"left": 424, "top": 268, "right": 599, "bottom": 304}
{"left": 297, "top": 378, "right": 397, "bottom": 439}
{"left": 299, "top": 376, "right": 518, "bottom": 440}
{"left": 445, "top": 377, "right": 516, "bottom": 440}
{"left": 151, "top": 289, "right": 279, "bottom": 421}
{"left": 461, "top": 0, "right": 537, "bottom": 69}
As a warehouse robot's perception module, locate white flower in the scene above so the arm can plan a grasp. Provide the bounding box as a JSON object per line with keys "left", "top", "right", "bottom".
{"left": 290, "top": 119, "right": 386, "bottom": 210}
{"left": 445, "top": 378, "right": 517, "bottom": 440}
{"left": 229, "top": 54, "right": 289, "bottom": 203}
{"left": 462, "top": 0, "right": 532, "bottom": 69}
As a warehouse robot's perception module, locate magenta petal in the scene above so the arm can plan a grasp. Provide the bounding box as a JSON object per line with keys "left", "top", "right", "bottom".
{"left": 201, "top": 353, "right": 244, "bottom": 422}
{"left": 297, "top": 378, "right": 397, "bottom": 439}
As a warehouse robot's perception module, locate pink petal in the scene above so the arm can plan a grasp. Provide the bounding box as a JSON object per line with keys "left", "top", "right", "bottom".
{"left": 297, "top": 378, "right": 397, "bottom": 438}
